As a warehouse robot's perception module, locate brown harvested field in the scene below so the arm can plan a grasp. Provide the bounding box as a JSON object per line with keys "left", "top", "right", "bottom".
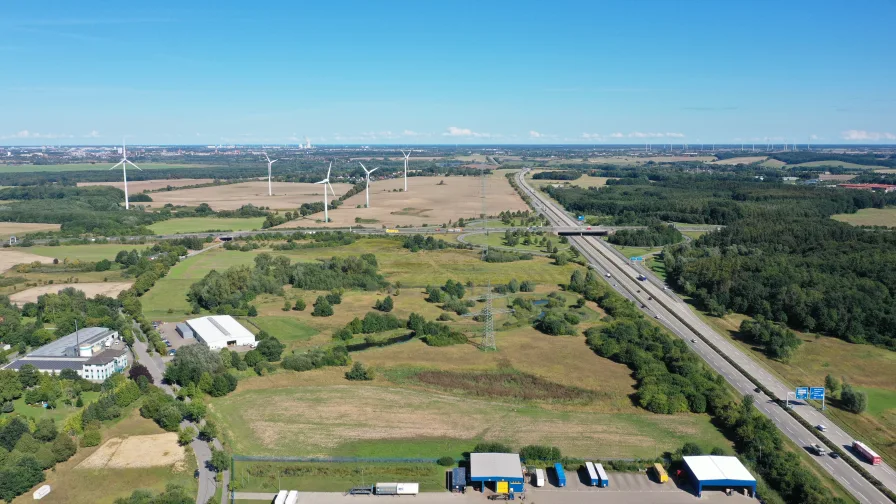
{"left": 145, "top": 181, "right": 354, "bottom": 210}
{"left": 0, "top": 222, "right": 61, "bottom": 241}
{"left": 0, "top": 249, "right": 55, "bottom": 274}
{"left": 276, "top": 175, "right": 528, "bottom": 228}
{"left": 9, "top": 281, "right": 132, "bottom": 305}
{"left": 77, "top": 433, "right": 185, "bottom": 470}
{"left": 818, "top": 173, "right": 857, "bottom": 181}
{"left": 77, "top": 178, "right": 215, "bottom": 192}
{"left": 710, "top": 156, "right": 768, "bottom": 165}
{"left": 875, "top": 169, "right": 896, "bottom": 174}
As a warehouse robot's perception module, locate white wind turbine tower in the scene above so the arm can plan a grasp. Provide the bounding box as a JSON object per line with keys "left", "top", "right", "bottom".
{"left": 358, "top": 162, "right": 379, "bottom": 208}
{"left": 314, "top": 163, "right": 336, "bottom": 223}
{"left": 400, "top": 149, "right": 411, "bottom": 192}
{"left": 262, "top": 153, "right": 278, "bottom": 196}
{"left": 109, "top": 139, "right": 142, "bottom": 209}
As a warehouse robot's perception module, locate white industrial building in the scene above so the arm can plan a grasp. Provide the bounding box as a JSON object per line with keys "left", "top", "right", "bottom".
{"left": 3, "top": 327, "right": 128, "bottom": 381}
{"left": 186, "top": 315, "right": 255, "bottom": 350}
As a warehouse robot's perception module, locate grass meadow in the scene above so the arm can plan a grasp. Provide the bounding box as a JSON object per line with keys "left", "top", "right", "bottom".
{"left": 148, "top": 216, "right": 266, "bottom": 234}
{"left": 831, "top": 207, "right": 896, "bottom": 227}
{"left": 27, "top": 243, "right": 151, "bottom": 262}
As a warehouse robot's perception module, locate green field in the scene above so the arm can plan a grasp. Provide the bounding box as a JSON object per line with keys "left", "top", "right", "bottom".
{"left": 0, "top": 162, "right": 220, "bottom": 172}
{"left": 142, "top": 247, "right": 258, "bottom": 320}
{"left": 149, "top": 217, "right": 266, "bottom": 234}
{"left": 9, "top": 391, "right": 99, "bottom": 423}
{"left": 460, "top": 231, "right": 569, "bottom": 253}
{"left": 790, "top": 160, "right": 884, "bottom": 170}
{"left": 831, "top": 207, "right": 896, "bottom": 227}
{"left": 27, "top": 243, "right": 151, "bottom": 262}
{"left": 231, "top": 461, "right": 446, "bottom": 493}
{"left": 247, "top": 316, "right": 318, "bottom": 343}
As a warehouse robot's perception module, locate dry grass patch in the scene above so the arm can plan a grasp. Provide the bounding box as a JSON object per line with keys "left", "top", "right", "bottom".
{"left": 77, "top": 433, "right": 185, "bottom": 470}
{"left": 710, "top": 156, "right": 768, "bottom": 165}
{"left": 0, "top": 222, "right": 61, "bottom": 240}
{"left": 145, "top": 181, "right": 354, "bottom": 211}
{"left": 9, "top": 281, "right": 132, "bottom": 305}
{"left": 0, "top": 249, "right": 55, "bottom": 274}
{"left": 275, "top": 175, "right": 527, "bottom": 228}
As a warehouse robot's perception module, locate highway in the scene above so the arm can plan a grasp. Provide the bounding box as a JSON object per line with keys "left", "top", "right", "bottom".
{"left": 515, "top": 168, "right": 893, "bottom": 504}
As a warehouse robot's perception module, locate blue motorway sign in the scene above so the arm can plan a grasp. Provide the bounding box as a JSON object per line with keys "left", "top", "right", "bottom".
{"left": 631, "top": 256, "right": 644, "bottom": 262}
{"left": 796, "top": 387, "right": 809, "bottom": 400}
{"left": 810, "top": 387, "right": 825, "bottom": 400}
{"left": 578, "top": 215, "right": 585, "bottom": 221}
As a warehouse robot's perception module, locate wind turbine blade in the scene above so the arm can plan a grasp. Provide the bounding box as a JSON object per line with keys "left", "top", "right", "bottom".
{"left": 109, "top": 161, "right": 125, "bottom": 170}
{"left": 327, "top": 182, "right": 336, "bottom": 197}
{"left": 263, "top": 153, "right": 271, "bottom": 163}
{"left": 271, "top": 159, "right": 278, "bottom": 164}
{"left": 314, "top": 180, "right": 326, "bottom": 184}
{"left": 125, "top": 160, "right": 143, "bottom": 171}
{"left": 326, "top": 162, "right": 332, "bottom": 179}
{"left": 370, "top": 167, "right": 378, "bottom": 173}
{"left": 358, "top": 161, "right": 367, "bottom": 172}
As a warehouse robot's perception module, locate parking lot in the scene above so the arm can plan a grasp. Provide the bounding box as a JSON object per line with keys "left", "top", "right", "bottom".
{"left": 155, "top": 322, "right": 197, "bottom": 360}
{"left": 532, "top": 469, "right": 681, "bottom": 493}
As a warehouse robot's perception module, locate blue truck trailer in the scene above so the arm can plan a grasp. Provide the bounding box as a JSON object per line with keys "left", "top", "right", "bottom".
{"left": 554, "top": 463, "right": 566, "bottom": 487}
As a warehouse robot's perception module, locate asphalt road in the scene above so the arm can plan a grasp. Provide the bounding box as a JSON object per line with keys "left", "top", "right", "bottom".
{"left": 132, "top": 338, "right": 226, "bottom": 504}
{"left": 516, "top": 168, "right": 892, "bottom": 504}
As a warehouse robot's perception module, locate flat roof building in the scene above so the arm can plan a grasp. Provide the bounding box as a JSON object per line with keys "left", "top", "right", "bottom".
{"left": 469, "top": 453, "right": 524, "bottom": 494}
{"left": 186, "top": 315, "right": 255, "bottom": 350}
{"left": 683, "top": 456, "right": 756, "bottom": 497}
{"left": 3, "top": 327, "right": 127, "bottom": 381}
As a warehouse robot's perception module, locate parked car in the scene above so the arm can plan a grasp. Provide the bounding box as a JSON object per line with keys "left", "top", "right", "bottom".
{"left": 167, "top": 349, "right": 177, "bottom": 356}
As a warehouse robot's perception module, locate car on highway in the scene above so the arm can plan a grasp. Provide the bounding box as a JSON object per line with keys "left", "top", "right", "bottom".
{"left": 754, "top": 387, "right": 762, "bottom": 393}
{"left": 816, "top": 424, "right": 827, "bottom": 432}
{"left": 690, "top": 339, "right": 697, "bottom": 343}
{"left": 829, "top": 452, "right": 840, "bottom": 459}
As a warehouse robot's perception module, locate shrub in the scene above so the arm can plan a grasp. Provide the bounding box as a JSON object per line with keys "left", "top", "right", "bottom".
{"left": 293, "top": 298, "right": 306, "bottom": 311}
{"left": 333, "top": 327, "right": 353, "bottom": 341}
{"left": 312, "top": 296, "right": 334, "bottom": 317}
{"left": 473, "top": 441, "right": 512, "bottom": 453}
{"left": 80, "top": 429, "right": 101, "bottom": 447}
{"left": 437, "top": 456, "right": 455, "bottom": 467}
{"left": 519, "top": 445, "right": 562, "bottom": 462}
{"left": 345, "top": 362, "right": 373, "bottom": 381}
{"left": 374, "top": 296, "right": 394, "bottom": 312}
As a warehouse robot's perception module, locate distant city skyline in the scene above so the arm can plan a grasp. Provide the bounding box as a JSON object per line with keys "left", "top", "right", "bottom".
{"left": 1, "top": 0, "right": 894, "bottom": 146}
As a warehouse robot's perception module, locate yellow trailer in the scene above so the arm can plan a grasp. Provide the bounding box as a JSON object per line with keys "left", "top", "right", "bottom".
{"left": 653, "top": 463, "right": 669, "bottom": 483}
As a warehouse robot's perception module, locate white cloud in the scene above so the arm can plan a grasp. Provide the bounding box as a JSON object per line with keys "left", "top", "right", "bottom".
{"left": 443, "top": 126, "right": 490, "bottom": 138}
{"left": 627, "top": 131, "right": 685, "bottom": 138}
{"left": 809, "top": 134, "right": 820, "bottom": 140}
{"left": 2, "top": 130, "right": 73, "bottom": 139}
{"left": 402, "top": 130, "right": 422, "bottom": 137}
{"left": 609, "top": 132, "right": 624, "bottom": 138}
{"left": 529, "top": 130, "right": 544, "bottom": 138}
{"left": 83, "top": 130, "right": 101, "bottom": 138}
{"left": 581, "top": 133, "right": 605, "bottom": 141}
{"left": 842, "top": 130, "right": 896, "bottom": 141}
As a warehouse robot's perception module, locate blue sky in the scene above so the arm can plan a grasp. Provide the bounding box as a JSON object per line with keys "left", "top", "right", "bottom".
{"left": 1, "top": 0, "right": 894, "bottom": 145}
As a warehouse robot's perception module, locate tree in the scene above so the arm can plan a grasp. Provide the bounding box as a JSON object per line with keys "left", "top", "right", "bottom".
{"left": 80, "top": 429, "right": 102, "bottom": 447}
{"left": 374, "top": 296, "right": 394, "bottom": 312}
{"left": 95, "top": 259, "right": 112, "bottom": 271}
{"left": 840, "top": 384, "right": 868, "bottom": 414}
{"left": 52, "top": 433, "right": 77, "bottom": 462}
{"left": 0, "top": 370, "right": 23, "bottom": 402}
{"left": 0, "top": 417, "right": 29, "bottom": 451}
{"left": 209, "top": 448, "right": 229, "bottom": 472}
{"left": 825, "top": 374, "right": 841, "bottom": 397}
{"left": 164, "top": 344, "right": 222, "bottom": 387}
{"left": 247, "top": 305, "right": 258, "bottom": 317}
{"left": 332, "top": 327, "right": 353, "bottom": 341}
{"left": 0, "top": 456, "right": 45, "bottom": 502}
{"left": 34, "top": 418, "right": 58, "bottom": 442}
{"left": 244, "top": 349, "right": 262, "bottom": 367}
{"left": 293, "top": 298, "right": 306, "bottom": 311}
{"left": 209, "top": 373, "right": 238, "bottom": 397}
{"left": 345, "top": 362, "right": 373, "bottom": 381}
{"left": 257, "top": 337, "right": 285, "bottom": 362}
{"left": 17, "top": 364, "right": 39, "bottom": 388}
{"left": 199, "top": 420, "right": 219, "bottom": 441}
{"left": 312, "top": 296, "right": 333, "bottom": 317}
{"left": 129, "top": 363, "right": 155, "bottom": 384}
{"left": 282, "top": 299, "right": 291, "bottom": 311}
{"left": 681, "top": 442, "right": 703, "bottom": 456}
{"left": 178, "top": 426, "right": 197, "bottom": 446}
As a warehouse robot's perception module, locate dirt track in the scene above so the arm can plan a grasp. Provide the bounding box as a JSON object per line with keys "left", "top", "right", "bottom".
{"left": 77, "top": 433, "right": 185, "bottom": 470}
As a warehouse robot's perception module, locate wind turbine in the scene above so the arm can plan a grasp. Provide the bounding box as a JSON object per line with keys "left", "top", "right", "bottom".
{"left": 314, "top": 162, "right": 336, "bottom": 223}
{"left": 262, "top": 153, "right": 278, "bottom": 196}
{"left": 109, "top": 139, "right": 142, "bottom": 209}
{"left": 400, "top": 149, "right": 411, "bottom": 192}
{"left": 358, "top": 162, "right": 379, "bottom": 208}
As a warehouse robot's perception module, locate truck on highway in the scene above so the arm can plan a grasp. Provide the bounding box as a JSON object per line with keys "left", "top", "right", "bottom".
{"left": 853, "top": 440, "right": 882, "bottom": 465}
{"left": 285, "top": 490, "right": 298, "bottom": 504}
